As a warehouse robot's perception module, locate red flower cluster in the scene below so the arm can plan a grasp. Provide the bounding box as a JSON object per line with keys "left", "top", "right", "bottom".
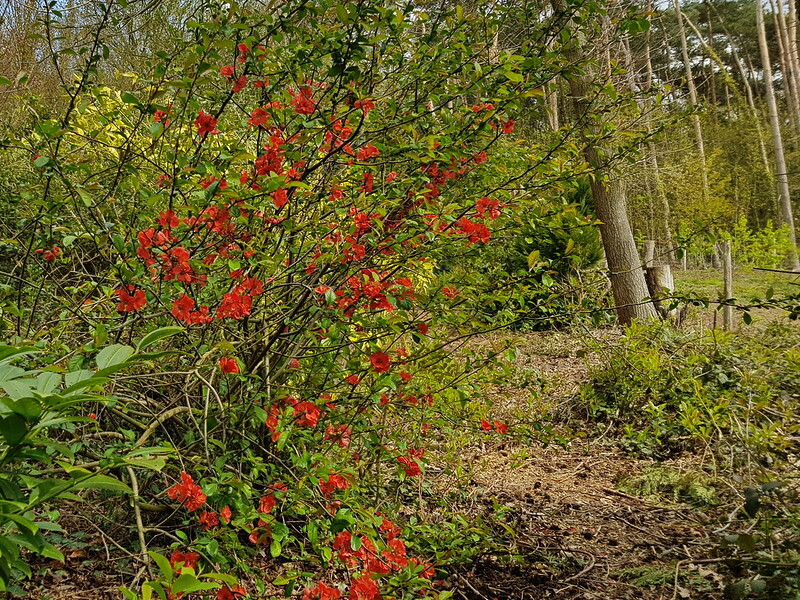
{"left": 302, "top": 582, "right": 341, "bottom": 600}
{"left": 324, "top": 424, "right": 352, "bottom": 448}
{"left": 36, "top": 246, "right": 60, "bottom": 261}
{"left": 480, "top": 419, "right": 508, "bottom": 434}
{"left": 455, "top": 217, "right": 491, "bottom": 244}
{"left": 195, "top": 110, "right": 219, "bottom": 137}
{"left": 115, "top": 285, "right": 147, "bottom": 312}
{"left": 476, "top": 197, "right": 502, "bottom": 220}
{"left": 319, "top": 473, "right": 349, "bottom": 497}
{"left": 167, "top": 472, "right": 206, "bottom": 511}
{"left": 290, "top": 85, "right": 316, "bottom": 115}
{"left": 219, "top": 357, "right": 239, "bottom": 374}
{"left": 169, "top": 551, "right": 200, "bottom": 570}
{"left": 293, "top": 399, "right": 322, "bottom": 427}
{"left": 353, "top": 97, "right": 375, "bottom": 114}
{"left": 216, "top": 585, "right": 247, "bottom": 600}
{"left": 199, "top": 510, "right": 220, "bottom": 530}
{"left": 397, "top": 448, "right": 425, "bottom": 477}
{"left": 471, "top": 102, "right": 495, "bottom": 112}
{"left": 369, "top": 352, "right": 391, "bottom": 373}
{"left": 172, "top": 294, "right": 212, "bottom": 325}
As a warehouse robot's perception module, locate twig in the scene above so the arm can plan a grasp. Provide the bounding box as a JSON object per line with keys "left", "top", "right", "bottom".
{"left": 672, "top": 558, "right": 728, "bottom": 600}
{"left": 134, "top": 406, "right": 192, "bottom": 448}
{"left": 126, "top": 466, "right": 151, "bottom": 574}
{"left": 563, "top": 549, "right": 596, "bottom": 582}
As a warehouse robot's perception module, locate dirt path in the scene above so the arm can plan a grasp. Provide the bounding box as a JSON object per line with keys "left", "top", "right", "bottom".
{"left": 447, "top": 331, "right": 726, "bottom": 600}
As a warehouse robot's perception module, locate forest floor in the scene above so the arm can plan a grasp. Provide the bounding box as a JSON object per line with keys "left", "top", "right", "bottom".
{"left": 25, "top": 269, "right": 800, "bottom": 600}
{"left": 445, "top": 329, "right": 728, "bottom": 600}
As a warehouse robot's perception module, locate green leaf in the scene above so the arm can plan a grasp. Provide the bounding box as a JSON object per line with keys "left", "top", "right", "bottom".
{"left": 171, "top": 574, "right": 218, "bottom": 594}
{"left": 120, "top": 92, "right": 142, "bottom": 106}
{"left": 136, "top": 327, "right": 183, "bottom": 351}
{"left": 0, "top": 346, "right": 38, "bottom": 364}
{"left": 0, "top": 76, "right": 11, "bottom": 85}
{"left": 0, "top": 414, "right": 27, "bottom": 445}
{"left": 72, "top": 474, "right": 132, "bottom": 495}
{"left": 96, "top": 344, "right": 135, "bottom": 370}
{"left": 270, "top": 539, "right": 282, "bottom": 558}
{"left": 33, "top": 156, "right": 50, "bottom": 168}
{"left": 148, "top": 552, "right": 173, "bottom": 581}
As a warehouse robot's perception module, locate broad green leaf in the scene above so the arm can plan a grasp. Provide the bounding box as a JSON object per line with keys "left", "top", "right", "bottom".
{"left": 96, "top": 345, "right": 135, "bottom": 370}
{"left": 171, "top": 574, "right": 218, "bottom": 594}
{"left": 136, "top": 327, "right": 183, "bottom": 351}
{"left": 0, "top": 414, "right": 27, "bottom": 445}
{"left": 72, "top": 474, "right": 132, "bottom": 495}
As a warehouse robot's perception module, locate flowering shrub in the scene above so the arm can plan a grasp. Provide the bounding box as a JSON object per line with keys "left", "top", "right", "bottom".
{"left": 0, "top": 0, "right": 603, "bottom": 595}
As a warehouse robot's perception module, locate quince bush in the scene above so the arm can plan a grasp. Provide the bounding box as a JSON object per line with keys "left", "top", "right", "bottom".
{"left": 3, "top": 0, "right": 595, "bottom": 596}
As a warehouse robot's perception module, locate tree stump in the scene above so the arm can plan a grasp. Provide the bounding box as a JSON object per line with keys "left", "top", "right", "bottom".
{"left": 645, "top": 264, "right": 676, "bottom": 319}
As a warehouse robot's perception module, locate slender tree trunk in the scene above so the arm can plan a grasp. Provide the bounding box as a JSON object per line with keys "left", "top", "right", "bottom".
{"left": 673, "top": 0, "right": 710, "bottom": 200}
{"left": 554, "top": 4, "right": 657, "bottom": 324}
{"left": 756, "top": 0, "right": 800, "bottom": 269}
{"left": 772, "top": 0, "right": 800, "bottom": 133}
{"left": 787, "top": 0, "right": 800, "bottom": 131}
{"left": 711, "top": 4, "right": 773, "bottom": 176}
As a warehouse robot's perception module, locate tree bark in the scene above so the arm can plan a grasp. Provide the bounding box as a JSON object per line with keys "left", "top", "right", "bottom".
{"left": 673, "top": 0, "right": 710, "bottom": 201}
{"left": 554, "top": 6, "right": 657, "bottom": 324}
{"left": 756, "top": 0, "right": 800, "bottom": 269}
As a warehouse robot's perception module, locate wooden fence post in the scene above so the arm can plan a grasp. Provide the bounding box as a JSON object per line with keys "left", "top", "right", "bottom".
{"left": 720, "top": 240, "right": 734, "bottom": 331}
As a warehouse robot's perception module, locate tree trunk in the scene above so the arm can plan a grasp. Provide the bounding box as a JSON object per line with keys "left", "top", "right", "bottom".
{"left": 756, "top": 0, "right": 800, "bottom": 269}
{"left": 554, "top": 7, "right": 657, "bottom": 324}
{"left": 772, "top": 0, "right": 800, "bottom": 134}
{"left": 673, "top": 0, "right": 709, "bottom": 201}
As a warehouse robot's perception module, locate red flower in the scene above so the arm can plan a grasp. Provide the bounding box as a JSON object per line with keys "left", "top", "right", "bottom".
{"left": 293, "top": 401, "right": 321, "bottom": 427}
{"left": 220, "top": 506, "right": 232, "bottom": 523}
{"left": 272, "top": 188, "right": 288, "bottom": 209}
{"left": 494, "top": 421, "right": 508, "bottom": 434}
{"left": 360, "top": 172, "right": 374, "bottom": 194}
{"left": 232, "top": 75, "right": 247, "bottom": 93}
{"left": 248, "top": 107, "right": 270, "bottom": 128}
{"left": 418, "top": 322, "right": 429, "bottom": 335}
{"left": 172, "top": 294, "right": 195, "bottom": 321}
{"left": 345, "top": 375, "right": 360, "bottom": 386}
{"left": 353, "top": 98, "right": 375, "bottom": 114}
{"left": 319, "top": 473, "right": 349, "bottom": 497}
{"left": 502, "top": 119, "right": 515, "bottom": 133}
{"left": 258, "top": 494, "right": 276, "bottom": 515}
{"left": 195, "top": 110, "right": 219, "bottom": 137}
{"left": 476, "top": 197, "right": 502, "bottom": 220}
{"left": 369, "top": 352, "right": 391, "bottom": 373}
{"left": 115, "top": 285, "right": 147, "bottom": 312}
{"left": 399, "top": 371, "right": 412, "bottom": 381}
{"left": 167, "top": 472, "right": 206, "bottom": 511}
{"left": 397, "top": 448, "right": 424, "bottom": 476}
{"left": 480, "top": 419, "right": 492, "bottom": 431}
{"left": 198, "top": 510, "right": 220, "bottom": 530}
{"left": 169, "top": 551, "right": 200, "bottom": 570}
{"left": 217, "top": 585, "right": 247, "bottom": 600}
{"left": 216, "top": 290, "right": 253, "bottom": 320}
{"left": 36, "top": 245, "right": 60, "bottom": 261}
{"left": 442, "top": 286, "right": 458, "bottom": 298}
{"left": 290, "top": 86, "right": 316, "bottom": 115}
{"left": 302, "top": 582, "right": 341, "bottom": 600}
{"left": 220, "top": 357, "right": 239, "bottom": 374}
{"left": 220, "top": 65, "right": 235, "bottom": 78}
{"left": 324, "top": 424, "right": 351, "bottom": 448}
{"left": 348, "top": 574, "right": 380, "bottom": 600}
